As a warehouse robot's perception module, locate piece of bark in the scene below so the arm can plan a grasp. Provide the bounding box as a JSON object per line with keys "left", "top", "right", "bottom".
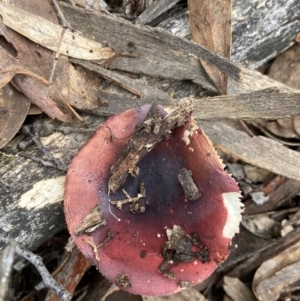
{"left": 94, "top": 87, "right": 300, "bottom": 119}
{"left": 60, "top": 2, "right": 300, "bottom": 97}
{"left": 199, "top": 120, "right": 300, "bottom": 182}
{"left": 44, "top": 247, "right": 90, "bottom": 301}
{"left": 96, "top": 90, "right": 173, "bottom": 116}
{"left": 232, "top": 0, "right": 300, "bottom": 68}
{"left": 252, "top": 240, "right": 300, "bottom": 301}
{"left": 254, "top": 261, "right": 300, "bottom": 301}
{"left": 193, "top": 88, "right": 300, "bottom": 120}
{"left": 74, "top": 206, "right": 106, "bottom": 235}
{"left": 177, "top": 168, "right": 200, "bottom": 201}
{"left": 188, "top": 0, "right": 231, "bottom": 94}
{"left": 159, "top": 2, "right": 300, "bottom": 69}
{"left": 0, "top": 115, "right": 104, "bottom": 250}
{"left": 60, "top": 2, "right": 237, "bottom": 91}
{"left": 227, "top": 226, "right": 300, "bottom": 278}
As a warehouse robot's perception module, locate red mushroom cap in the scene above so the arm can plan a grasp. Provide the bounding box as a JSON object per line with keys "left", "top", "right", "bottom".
{"left": 64, "top": 103, "right": 243, "bottom": 296}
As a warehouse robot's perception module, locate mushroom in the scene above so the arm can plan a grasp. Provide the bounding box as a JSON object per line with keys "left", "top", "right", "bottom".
{"left": 64, "top": 100, "right": 243, "bottom": 296}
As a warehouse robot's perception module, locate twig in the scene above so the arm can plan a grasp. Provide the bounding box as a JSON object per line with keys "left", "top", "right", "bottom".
{"left": 99, "top": 284, "right": 119, "bottom": 301}
{"left": 0, "top": 232, "right": 72, "bottom": 301}
{"left": 49, "top": 0, "right": 69, "bottom": 84}
{"left": 238, "top": 120, "right": 254, "bottom": 137}
{"left": 21, "top": 125, "right": 66, "bottom": 171}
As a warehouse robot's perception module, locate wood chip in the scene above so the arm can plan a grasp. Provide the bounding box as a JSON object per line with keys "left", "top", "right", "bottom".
{"left": 199, "top": 120, "right": 300, "bottom": 182}
{"left": 177, "top": 168, "right": 200, "bottom": 201}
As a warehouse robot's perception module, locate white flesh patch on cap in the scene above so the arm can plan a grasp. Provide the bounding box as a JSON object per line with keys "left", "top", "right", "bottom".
{"left": 222, "top": 192, "right": 244, "bottom": 239}
{"left": 182, "top": 129, "right": 192, "bottom": 145}
{"left": 182, "top": 123, "right": 198, "bottom": 145}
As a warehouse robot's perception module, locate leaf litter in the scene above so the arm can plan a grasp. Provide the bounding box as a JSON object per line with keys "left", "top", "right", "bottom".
{"left": 1, "top": 0, "right": 300, "bottom": 300}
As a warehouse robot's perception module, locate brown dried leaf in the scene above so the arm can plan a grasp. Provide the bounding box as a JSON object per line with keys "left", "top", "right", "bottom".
{"left": 188, "top": 0, "right": 231, "bottom": 94}
{"left": 223, "top": 276, "right": 256, "bottom": 301}
{"left": 13, "top": 74, "right": 75, "bottom": 123}
{"left": 0, "top": 1, "right": 115, "bottom": 60}
{"left": 0, "top": 46, "right": 47, "bottom": 88}
{"left": 1, "top": 0, "right": 102, "bottom": 112}
{"left": 27, "top": 104, "right": 42, "bottom": 115}
{"left": 294, "top": 116, "right": 300, "bottom": 136}
{"left": 0, "top": 84, "right": 30, "bottom": 148}
{"left": 253, "top": 240, "right": 300, "bottom": 301}
{"left": 268, "top": 43, "right": 300, "bottom": 90}
{"left": 68, "top": 64, "right": 101, "bottom": 110}
{"left": 265, "top": 43, "right": 300, "bottom": 139}
{"left": 264, "top": 119, "right": 300, "bottom": 139}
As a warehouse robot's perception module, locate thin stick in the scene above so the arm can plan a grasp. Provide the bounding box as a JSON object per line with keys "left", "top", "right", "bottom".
{"left": 0, "top": 232, "right": 72, "bottom": 301}
{"left": 49, "top": 0, "right": 69, "bottom": 84}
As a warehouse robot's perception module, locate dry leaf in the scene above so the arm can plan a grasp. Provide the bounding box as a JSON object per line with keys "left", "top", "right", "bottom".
{"left": 5, "top": 0, "right": 102, "bottom": 111}
{"left": 223, "top": 276, "right": 256, "bottom": 301}
{"left": 268, "top": 43, "right": 300, "bottom": 90}
{"left": 13, "top": 74, "right": 75, "bottom": 123}
{"left": 0, "top": 46, "right": 47, "bottom": 88}
{"left": 262, "top": 43, "right": 300, "bottom": 139}
{"left": 264, "top": 119, "right": 300, "bottom": 139}
{"left": 68, "top": 64, "right": 102, "bottom": 110}
{"left": 28, "top": 104, "right": 42, "bottom": 115}
{"left": 0, "top": 0, "right": 102, "bottom": 122}
{"left": 0, "top": 1, "right": 115, "bottom": 61}
{"left": 293, "top": 116, "right": 300, "bottom": 136}
{"left": 188, "top": 0, "right": 231, "bottom": 94}
{"left": 0, "top": 84, "right": 30, "bottom": 148}
{"left": 253, "top": 240, "right": 300, "bottom": 301}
